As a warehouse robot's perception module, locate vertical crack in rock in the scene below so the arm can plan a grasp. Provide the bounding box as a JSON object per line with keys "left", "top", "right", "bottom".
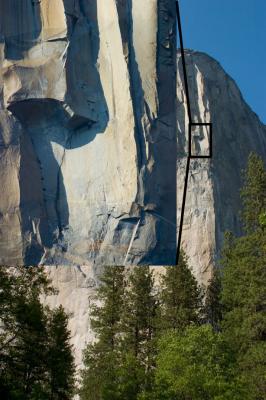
{"left": 112, "top": 0, "right": 177, "bottom": 265}
{"left": 123, "top": 217, "right": 141, "bottom": 265}
{"left": 1, "top": 0, "right": 177, "bottom": 266}
{"left": 63, "top": 0, "right": 109, "bottom": 128}
{"left": 55, "top": 147, "right": 66, "bottom": 243}
{"left": 42, "top": 50, "right": 266, "bottom": 365}
{"left": 116, "top": 0, "right": 147, "bottom": 206}
{"left": 176, "top": 50, "right": 266, "bottom": 284}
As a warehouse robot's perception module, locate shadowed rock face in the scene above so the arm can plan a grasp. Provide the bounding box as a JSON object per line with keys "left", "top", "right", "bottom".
{"left": 1, "top": 1, "right": 266, "bottom": 366}
{"left": 43, "top": 52, "right": 266, "bottom": 368}
{"left": 1, "top": 2, "right": 265, "bottom": 277}
{"left": 176, "top": 50, "right": 266, "bottom": 284}
{"left": 0, "top": 0, "right": 177, "bottom": 266}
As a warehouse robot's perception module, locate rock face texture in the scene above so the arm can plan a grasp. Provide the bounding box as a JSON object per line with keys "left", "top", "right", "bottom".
{"left": 176, "top": 50, "right": 266, "bottom": 284}
{"left": 1, "top": 0, "right": 266, "bottom": 368}
{"left": 43, "top": 265, "right": 97, "bottom": 367}
{"left": 43, "top": 52, "right": 266, "bottom": 366}
{"left": 43, "top": 264, "right": 164, "bottom": 367}
{"left": 0, "top": 0, "right": 177, "bottom": 266}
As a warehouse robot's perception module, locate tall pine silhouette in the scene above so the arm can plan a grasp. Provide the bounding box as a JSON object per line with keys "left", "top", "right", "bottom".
{"left": 221, "top": 153, "right": 266, "bottom": 399}
{"left": 157, "top": 252, "right": 202, "bottom": 332}
{"left": 80, "top": 266, "right": 125, "bottom": 400}
{"left": 0, "top": 266, "right": 75, "bottom": 400}
{"left": 120, "top": 266, "right": 157, "bottom": 398}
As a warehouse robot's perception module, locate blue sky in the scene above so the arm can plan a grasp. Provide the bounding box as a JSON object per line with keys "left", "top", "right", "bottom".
{"left": 179, "top": 0, "right": 266, "bottom": 123}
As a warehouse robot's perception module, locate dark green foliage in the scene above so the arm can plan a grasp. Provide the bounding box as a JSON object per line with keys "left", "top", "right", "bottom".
{"left": 221, "top": 232, "right": 266, "bottom": 344}
{"left": 80, "top": 153, "right": 266, "bottom": 400}
{"left": 79, "top": 266, "right": 125, "bottom": 400}
{"left": 0, "top": 266, "right": 75, "bottom": 400}
{"left": 220, "top": 153, "right": 266, "bottom": 399}
{"left": 121, "top": 266, "right": 157, "bottom": 396}
{"left": 154, "top": 325, "right": 245, "bottom": 400}
{"left": 122, "top": 266, "right": 157, "bottom": 356}
{"left": 80, "top": 266, "right": 158, "bottom": 400}
{"left": 46, "top": 306, "right": 76, "bottom": 399}
{"left": 258, "top": 211, "right": 266, "bottom": 228}
{"left": 90, "top": 266, "right": 125, "bottom": 349}
{"left": 0, "top": 266, "right": 52, "bottom": 399}
{"left": 80, "top": 345, "right": 122, "bottom": 400}
{"left": 158, "top": 252, "right": 203, "bottom": 332}
{"left": 80, "top": 262, "right": 203, "bottom": 400}
{"left": 241, "top": 152, "right": 266, "bottom": 232}
{"left": 221, "top": 230, "right": 266, "bottom": 399}
{"left": 204, "top": 268, "right": 222, "bottom": 330}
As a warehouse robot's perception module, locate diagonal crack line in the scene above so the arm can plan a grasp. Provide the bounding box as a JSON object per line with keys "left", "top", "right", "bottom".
{"left": 123, "top": 218, "right": 141, "bottom": 266}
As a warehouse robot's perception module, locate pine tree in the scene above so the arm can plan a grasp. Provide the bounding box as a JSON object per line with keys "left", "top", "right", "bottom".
{"left": 0, "top": 266, "right": 76, "bottom": 400}
{"left": 90, "top": 266, "right": 125, "bottom": 349}
{"left": 154, "top": 325, "right": 245, "bottom": 400}
{"left": 79, "top": 266, "right": 125, "bottom": 400}
{"left": 241, "top": 152, "right": 266, "bottom": 232}
{"left": 204, "top": 268, "right": 222, "bottom": 330}
{"left": 46, "top": 306, "right": 76, "bottom": 399}
{"left": 0, "top": 266, "right": 52, "bottom": 398}
{"left": 221, "top": 230, "right": 266, "bottom": 399}
{"left": 158, "top": 252, "right": 202, "bottom": 332}
{"left": 80, "top": 266, "right": 158, "bottom": 400}
{"left": 220, "top": 153, "right": 266, "bottom": 399}
{"left": 120, "top": 266, "right": 158, "bottom": 398}
{"left": 122, "top": 267, "right": 157, "bottom": 355}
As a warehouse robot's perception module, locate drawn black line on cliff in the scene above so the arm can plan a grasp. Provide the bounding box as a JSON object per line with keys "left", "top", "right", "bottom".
{"left": 175, "top": 0, "right": 213, "bottom": 265}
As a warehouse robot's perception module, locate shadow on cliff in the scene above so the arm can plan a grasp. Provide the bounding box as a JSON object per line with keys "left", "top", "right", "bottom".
{"left": 0, "top": 0, "right": 42, "bottom": 60}
{"left": 7, "top": 0, "right": 109, "bottom": 265}
{"left": 110, "top": 0, "right": 176, "bottom": 265}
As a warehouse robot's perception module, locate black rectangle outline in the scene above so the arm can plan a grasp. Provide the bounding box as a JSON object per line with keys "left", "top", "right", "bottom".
{"left": 176, "top": 0, "right": 214, "bottom": 264}
{"left": 189, "top": 122, "right": 213, "bottom": 159}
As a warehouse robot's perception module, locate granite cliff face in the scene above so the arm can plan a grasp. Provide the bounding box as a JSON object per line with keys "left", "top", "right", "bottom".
{"left": 0, "top": 0, "right": 177, "bottom": 266}
{"left": 1, "top": 0, "right": 266, "bottom": 367}
{"left": 44, "top": 51, "right": 266, "bottom": 366}
{"left": 177, "top": 50, "right": 266, "bottom": 283}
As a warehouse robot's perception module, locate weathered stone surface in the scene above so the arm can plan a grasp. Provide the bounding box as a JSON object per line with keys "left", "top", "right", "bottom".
{"left": 43, "top": 264, "right": 164, "bottom": 368}
{"left": 177, "top": 50, "right": 266, "bottom": 284}
{"left": 43, "top": 264, "right": 97, "bottom": 367}
{"left": 0, "top": 0, "right": 177, "bottom": 266}
{"left": 1, "top": 0, "right": 266, "bottom": 367}
{"left": 43, "top": 51, "right": 266, "bottom": 367}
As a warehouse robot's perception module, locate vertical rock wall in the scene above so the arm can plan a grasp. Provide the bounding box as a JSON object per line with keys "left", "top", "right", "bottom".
{"left": 2, "top": 1, "right": 266, "bottom": 367}
{"left": 43, "top": 51, "right": 266, "bottom": 368}
{"left": 177, "top": 50, "right": 266, "bottom": 284}
{"left": 0, "top": 0, "right": 177, "bottom": 266}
